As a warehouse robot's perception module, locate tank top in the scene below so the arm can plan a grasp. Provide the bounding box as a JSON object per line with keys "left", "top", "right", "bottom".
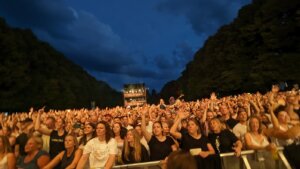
{"left": 60, "top": 150, "right": 75, "bottom": 169}
{"left": 249, "top": 133, "right": 269, "bottom": 147}
{"left": 17, "top": 150, "right": 49, "bottom": 169}
{"left": 0, "top": 154, "right": 8, "bottom": 169}
{"left": 50, "top": 130, "right": 67, "bottom": 159}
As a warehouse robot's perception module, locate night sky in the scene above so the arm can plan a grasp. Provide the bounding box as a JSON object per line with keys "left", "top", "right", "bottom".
{"left": 0, "top": 0, "right": 250, "bottom": 91}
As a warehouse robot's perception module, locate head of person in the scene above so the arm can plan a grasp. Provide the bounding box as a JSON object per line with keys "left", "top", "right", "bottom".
{"left": 2, "top": 126, "right": 12, "bottom": 136}
{"left": 114, "top": 117, "right": 121, "bottom": 124}
{"left": 209, "top": 117, "right": 223, "bottom": 134}
{"left": 160, "top": 116, "right": 167, "bottom": 123}
{"left": 0, "top": 135, "right": 12, "bottom": 153}
{"left": 45, "top": 116, "right": 55, "bottom": 129}
{"left": 55, "top": 118, "right": 65, "bottom": 130}
{"left": 237, "top": 108, "right": 248, "bottom": 123}
{"left": 96, "top": 121, "right": 112, "bottom": 143}
{"left": 84, "top": 122, "right": 96, "bottom": 136}
{"left": 64, "top": 134, "right": 79, "bottom": 150}
{"left": 220, "top": 105, "right": 229, "bottom": 117}
{"left": 162, "top": 122, "right": 170, "bottom": 135}
{"left": 274, "top": 105, "right": 289, "bottom": 124}
{"left": 124, "top": 129, "right": 142, "bottom": 162}
{"left": 181, "top": 119, "right": 188, "bottom": 129}
{"left": 25, "top": 136, "right": 43, "bottom": 154}
{"left": 166, "top": 150, "right": 197, "bottom": 169}
{"left": 248, "top": 116, "right": 263, "bottom": 134}
{"left": 152, "top": 121, "right": 163, "bottom": 137}
{"left": 206, "top": 111, "right": 215, "bottom": 121}
{"left": 277, "top": 111, "right": 289, "bottom": 124}
{"left": 112, "top": 122, "right": 122, "bottom": 136}
{"left": 187, "top": 118, "right": 201, "bottom": 135}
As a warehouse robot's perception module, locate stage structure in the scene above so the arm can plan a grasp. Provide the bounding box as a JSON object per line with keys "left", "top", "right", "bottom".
{"left": 123, "top": 83, "right": 147, "bottom": 107}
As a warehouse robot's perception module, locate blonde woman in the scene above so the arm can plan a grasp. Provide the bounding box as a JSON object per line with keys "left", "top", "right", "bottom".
{"left": 0, "top": 136, "right": 16, "bottom": 169}
{"left": 16, "top": 136, "right": 50, "bottom": 169}
{"left": 122, "top": 129, "right": 149, "bottom": 164}
{"left": 43, "top": 135, "right": 82, "bottom": 169}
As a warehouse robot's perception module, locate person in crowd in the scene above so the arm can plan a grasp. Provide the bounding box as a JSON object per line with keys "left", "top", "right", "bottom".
{"left": 244, "top": 116, "right": 277, "bottom": 168}
{"left": 134, "top": 124, "right": 149, "bottom": 154}
{"left": 78, "top": 122, "right": 96, "bottom": 147}
{"left": 35, "top": 112, "right": 67, "bottom": 160}
{"left": 232, "top": 108, "right": 248, "bottom": 145}
{"left": 141, "top": 110, "right": 177, "bottom": 161}
{"left": 208, "top": 117, "right": 242, "bottom": 154}
{"left": 0, "top": 136, "right": 16, "bottom": 169}
{"left": 76, "top": 121, "right": 117, "bottom": 169}
{"left": 17, "top": 136, "right": 50, "bottom": 169}
{"left": 122, "top": 129, "right": 149, "bottom": 164}
{"left": 15, "top": 118, "right": 33, "bottom": 158}
{"left": 219, "top": 105, "right": 238, "bottom": 129}
{"left": 164, "top": 150, "right": 197, "bottom": 169}
{"left": 170, "top": 111, "right": 215, "bottom": 169}
{"left": 112, "top": 122, "right": 126, "bottom": 164}
{"left": 2, "top": 126, "right": 16, "bottom": 149}
{"left": 208, "top": 117, "right": 243, "bottom": 169}
{"left": 245, "top": 116, "right": 276, "bottom": 151}
{"left": 42, "top": 135, "right": 82, "bottom": 169}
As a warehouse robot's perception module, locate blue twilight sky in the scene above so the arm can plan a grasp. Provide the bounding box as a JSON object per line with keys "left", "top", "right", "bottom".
{"left": 0, "top": 0, "right": 250, "bottom": 91}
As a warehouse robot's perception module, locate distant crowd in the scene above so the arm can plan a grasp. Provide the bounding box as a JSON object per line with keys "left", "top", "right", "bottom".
{"left": 0, "top": 85, "right": 299, "bottom": 169}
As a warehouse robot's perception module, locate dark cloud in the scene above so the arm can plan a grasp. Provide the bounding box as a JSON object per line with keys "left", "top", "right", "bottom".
{"left": 0, "top": 0, "right": 142, "bottom": 77}
{"left": 157, "top": 0, "right": 250, "bottom": 36}
{"left": 0, "top": 0, "right": 250, "bottom": 90}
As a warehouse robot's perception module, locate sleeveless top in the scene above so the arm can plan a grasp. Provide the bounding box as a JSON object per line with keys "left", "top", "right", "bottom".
{"left": 0, "top": 154, "right": 8, "bottom": 169}
{"left": 17, "top": 150, "right": 49, "bottom": 169}
{"left": 50, "top": 130, "right": 67, "bottom": 159}
{"left": 249, "top": 133, "right": 269, "bottom": 147}
{"left": 60, "top": 150, "right": 75, "bottom": 169}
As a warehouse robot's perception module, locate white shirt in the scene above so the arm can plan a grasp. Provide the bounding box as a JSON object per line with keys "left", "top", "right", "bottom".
{"left": 233, "top": 123, "right": 248, "bottom": 139}
{"left": 83, "top": 138, "right": 117, "bottom": 168}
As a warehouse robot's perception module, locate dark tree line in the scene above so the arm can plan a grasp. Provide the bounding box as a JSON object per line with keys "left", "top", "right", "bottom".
{"left": 160, "top": 0, "right": 300, "bottom": 101}
{"left": 0, "top": 18, "right": 122, "bottom": 111}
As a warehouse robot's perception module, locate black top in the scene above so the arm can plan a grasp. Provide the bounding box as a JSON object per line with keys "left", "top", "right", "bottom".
{"left": 17, "top": 150, "right": 49, "bottom": 169}
{"left": 180, "top": 131, "right": 216, "bottom": 169}
{"left": 180, "top": 131, "right": 209, "bottom": 151}
{"left": 208, "top": 129, "right": 238, "bottom": 154}
{"left": 50, "top": 130, "right": 67, "bottom": 159}
{"left": 60, "top": 150, "right": 75, "bottom": 169}
{"left": 226, "top": 118, "right": 239, "bottom": 129}
{"left": 122, "top": 144, "right": 149, "bottom": 164}
{"left": 16, "top": 133, "right": 29, "bottom": 156}
{"left": 148, "top": 135, "right": 175, "bottom": 161}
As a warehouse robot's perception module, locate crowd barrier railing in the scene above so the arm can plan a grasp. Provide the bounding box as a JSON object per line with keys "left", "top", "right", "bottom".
{"left": 96, "top": 146, "right": 292, "bottom": 169}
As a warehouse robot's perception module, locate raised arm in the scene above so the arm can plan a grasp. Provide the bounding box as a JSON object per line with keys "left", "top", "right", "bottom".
{"left": 35, "top": 111, "right": 52, "bottom": 136}
{"left": 170, "top": 113, "right": 184, "bottom": 139}
{"left": 141, "top": 109, "right": 152, "bottom": 142}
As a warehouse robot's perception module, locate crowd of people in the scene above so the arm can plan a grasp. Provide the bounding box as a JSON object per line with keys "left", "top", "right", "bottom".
{"left": 0, "top": 85, "right": 299, "bottom": 169}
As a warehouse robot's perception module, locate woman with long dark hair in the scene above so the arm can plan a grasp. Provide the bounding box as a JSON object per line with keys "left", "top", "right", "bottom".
{"left": 76, "top": 121, "right": 117, "bottom": 169}
{"left": 170, "top": 111, "right": 215, "bottom": 169}
{"left": 141, "top": 110, "right": 177, "bottom": 161}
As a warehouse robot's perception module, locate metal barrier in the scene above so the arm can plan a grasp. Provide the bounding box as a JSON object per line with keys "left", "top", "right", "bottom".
{"left": 112, "top": 161, "right": 162, "bottom": 169}
{"left": 108, "top": 147, "right": 292, "bottom": 169}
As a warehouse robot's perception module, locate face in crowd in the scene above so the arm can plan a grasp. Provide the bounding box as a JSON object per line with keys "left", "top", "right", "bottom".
{"left": 152, "top": 122, "right": 163, "bottom": 136}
